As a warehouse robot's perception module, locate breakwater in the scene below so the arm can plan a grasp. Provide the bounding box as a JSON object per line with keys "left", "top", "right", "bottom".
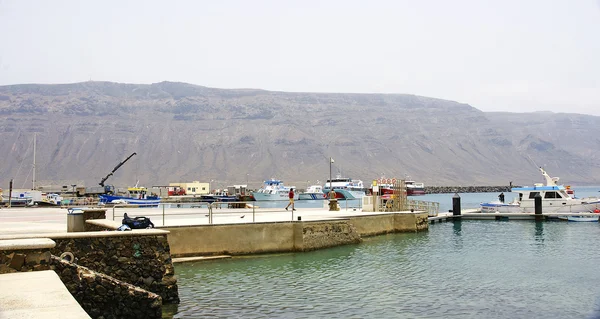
{"left": 424, "top": 186, "right": 512, "bottom": 194}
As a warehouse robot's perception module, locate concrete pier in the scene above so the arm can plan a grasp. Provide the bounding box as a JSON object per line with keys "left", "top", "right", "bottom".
{"left": 0, "top": 271, "right": 90, "bottom": 319}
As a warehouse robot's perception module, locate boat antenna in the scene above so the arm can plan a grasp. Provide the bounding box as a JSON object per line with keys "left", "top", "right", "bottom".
{"left": 526, "top": 154, "right": 541, "bottom": 170}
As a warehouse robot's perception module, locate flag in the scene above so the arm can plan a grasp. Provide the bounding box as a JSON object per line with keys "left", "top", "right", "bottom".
{"left": 330, "top": 157, "right": 335, "bottom": 163}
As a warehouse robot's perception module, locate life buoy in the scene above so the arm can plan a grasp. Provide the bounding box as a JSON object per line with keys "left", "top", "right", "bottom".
{"left": 594, "top": 209, "right": 600, "bottom": 214}
{"left": 391, "top": 178, "right": 397, "bottom": 184}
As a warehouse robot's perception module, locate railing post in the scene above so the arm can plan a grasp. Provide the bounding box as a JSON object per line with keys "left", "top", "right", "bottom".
{"left": 162, "top": 203, "right": 165, "bottom": 226}
{"left": 252, "top": 203, "right": 255, "bottom": 223}
{"left": 112, "top": 206, "right": 115, "bottom": 220}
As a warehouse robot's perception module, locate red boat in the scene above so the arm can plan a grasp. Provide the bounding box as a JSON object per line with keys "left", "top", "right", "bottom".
{"left": 406, "top": 180, "right": 425, "bottom": 196}
{"left": 368, "top": 178, "right": 426, "bottom": 196}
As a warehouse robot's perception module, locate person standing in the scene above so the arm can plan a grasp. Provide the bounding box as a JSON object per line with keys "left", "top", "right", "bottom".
{"left": 285, "top": 188, "right": 296, "bottom": 211}
{"left": 498, "top": 192, "right": 505, "bottom": 203}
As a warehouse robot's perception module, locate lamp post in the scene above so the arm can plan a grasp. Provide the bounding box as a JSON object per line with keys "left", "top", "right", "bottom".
{"left": 71, "top": 184, "right": 77, "bottom": 197}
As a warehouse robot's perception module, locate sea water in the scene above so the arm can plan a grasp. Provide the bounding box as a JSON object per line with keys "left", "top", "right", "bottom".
{"left": 163, "top": 186, "right": 600, "bottom": 319}
{"left": 416, "top": 186, "right": 600, "bottom": 213}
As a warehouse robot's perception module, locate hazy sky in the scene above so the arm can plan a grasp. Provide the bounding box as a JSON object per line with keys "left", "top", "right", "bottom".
{"left": 1, "top": 0, "right": 599, "bottom": 115}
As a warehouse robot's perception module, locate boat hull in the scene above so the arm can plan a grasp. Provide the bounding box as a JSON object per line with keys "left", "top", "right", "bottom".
{"left": 199, "top": 195, "right": 237, "bottom": 203}
{"left": 99, "top": 195, "right": 161, "bottom": 207}
{"left": 558, "top": 215, "right": 600, "bottom": 222}
{"left": 481, "top": 200, "right": 600, "bottom": 214}
{"left": 334, "top": 189, "right": 365, "bottom": 200}
{"left": 407, "top": 188, "right": 426, "bottom": 196}
{"left": 298, "top": 193, "right": 327, "bottom": 200}
{"left": 252, "top": 192, "right": 299, "bottom": 201}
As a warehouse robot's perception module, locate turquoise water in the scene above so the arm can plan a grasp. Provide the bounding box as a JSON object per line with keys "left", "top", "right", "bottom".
{"left": 415, "top": 186, "right": 600, "bottom": 212}
{"left": 164, "top": 219, "right": 600, "bottom": 319}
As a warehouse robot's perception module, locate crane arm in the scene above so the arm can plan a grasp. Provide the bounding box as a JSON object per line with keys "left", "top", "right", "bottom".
{"left": 98, "top": 152, "right": 137, "bottom": 187}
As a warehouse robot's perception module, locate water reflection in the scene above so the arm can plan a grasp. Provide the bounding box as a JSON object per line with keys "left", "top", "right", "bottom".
{"left": 169, "top": 221, "right": 600, "bottom": 319}
{"left": 452, "top": 219, "right": 462, "bottom": 236}
{"left": 534, "top": 221, "right": 545, "bottom": 246}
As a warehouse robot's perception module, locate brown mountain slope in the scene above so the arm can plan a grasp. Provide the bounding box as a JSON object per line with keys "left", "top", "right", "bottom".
{"left": 1, "top": 81, "right": 599, "bottom": 189}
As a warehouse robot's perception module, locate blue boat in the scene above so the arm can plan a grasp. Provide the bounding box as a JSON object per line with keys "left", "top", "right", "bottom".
{"left": 99, "top": 186, "right": 160, "bottom": 207}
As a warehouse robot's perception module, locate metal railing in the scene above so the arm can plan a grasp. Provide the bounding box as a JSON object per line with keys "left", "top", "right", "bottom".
{"left": 108, "top": 198, "right": 367, "bottom": 226}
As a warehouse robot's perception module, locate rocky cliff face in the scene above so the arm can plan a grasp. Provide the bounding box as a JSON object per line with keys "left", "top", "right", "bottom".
{"left": 1, "top": 81, "right": 599, "bottom": 189}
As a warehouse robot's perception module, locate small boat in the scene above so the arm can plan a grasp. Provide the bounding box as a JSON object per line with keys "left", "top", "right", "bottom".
{"left": 323, "top": 176, "right": 366, "bottom": 199}
{"left": 406, "top": 180, "right": 426, "bottom": 196}
{"left": 200, "top": 191, "right": 237, "bottom": 203}
{"left": 558, "top": 215, "right": 599, "bottom": 222}
{"left": 299, "top": 185, "right": 327, "bottom": 200}
{"left": 99, "top": 186, "right": 161, "bottom": 207}
{"left": 0, "top": 189, "right": 35, "bottom": 207}
{"left": 252, "top": 179, "right": 299, "bottom": 201}
{"left": 368, "top": 177, "right": 425, "bottom": 196}
{"left": 480, "top": 167, "right": 600, "bottom": 214}
{"left": 35, "top": 193, "right": 64, "bottom": 207}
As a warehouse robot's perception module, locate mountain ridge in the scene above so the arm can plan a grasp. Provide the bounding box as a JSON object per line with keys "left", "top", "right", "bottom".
{"left": 1, "top": 81, "right": 599, "bottom": 190}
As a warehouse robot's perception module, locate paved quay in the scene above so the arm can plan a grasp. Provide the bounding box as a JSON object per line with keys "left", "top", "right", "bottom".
{"left": 0, "top": 270, "right": 91, "bottom": 319}
{"left": 0, "top": 204, "right": 419, "bottom": 237}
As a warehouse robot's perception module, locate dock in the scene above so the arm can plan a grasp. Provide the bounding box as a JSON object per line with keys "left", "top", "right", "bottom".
{"left": 429, "top": 209, "right": 600, "bottom": 223}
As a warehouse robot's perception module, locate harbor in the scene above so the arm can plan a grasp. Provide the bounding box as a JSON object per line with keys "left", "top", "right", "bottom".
{"left": 2, "top": 167, "right": 600, "bottom": 318}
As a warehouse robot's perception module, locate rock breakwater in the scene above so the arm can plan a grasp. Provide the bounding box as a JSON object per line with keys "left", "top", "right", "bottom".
{"left": 424, "top": 186, "right": 513, "bottom": 194}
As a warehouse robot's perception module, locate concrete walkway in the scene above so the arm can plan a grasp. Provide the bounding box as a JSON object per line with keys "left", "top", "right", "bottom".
{"left": 0, "top": 204, "right": 420, "bottom": 237}
{"left": 0, "top": 270, "right": 90, "bottom": 318}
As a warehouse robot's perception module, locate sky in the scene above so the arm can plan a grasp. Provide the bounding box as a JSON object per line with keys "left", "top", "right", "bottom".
{"left": 1, "top": 0, "right": 599, "bottom": 115}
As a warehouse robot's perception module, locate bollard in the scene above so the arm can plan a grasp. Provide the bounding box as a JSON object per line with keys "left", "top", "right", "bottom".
{"left": 452, "top": 193, "right": 461, "bottom": 216}
{"left": 297, "top": 216, "right": 301, "bottom": 221}
{"left": 534, "top": 192, "right": 543, "bottom": 221}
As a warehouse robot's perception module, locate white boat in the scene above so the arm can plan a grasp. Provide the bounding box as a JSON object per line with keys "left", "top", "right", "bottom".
{"left": 557, "top": 215, "right": 599, "bottom": 222}
{"left": 406, "top": 180, "right": 426, "bottom": 196}
{"left": 252, "top": 179, "right": 299, "bottom": 201}
{"left": 480, "top": 167, "right": 600, "bottom": 214}
{"left": 299, "top": 185, "right": 326, "bottom": 200}
{"left": 323, "top": 176, "right": 366, "bottom": 199}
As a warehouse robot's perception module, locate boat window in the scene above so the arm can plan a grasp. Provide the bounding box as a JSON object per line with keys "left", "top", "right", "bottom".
{"left": 519, "top": 193, "right": 523, "bottom": 201}
{"left": 544, "top": 192, "right": 558, "bottom": 199}
{"left": 528, "top": 192, "right": 540, "bottom": 199}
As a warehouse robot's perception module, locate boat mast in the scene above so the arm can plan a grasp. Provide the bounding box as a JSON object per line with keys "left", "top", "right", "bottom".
{"left": 32, "top": 133, "right": 36, "bottom": 190}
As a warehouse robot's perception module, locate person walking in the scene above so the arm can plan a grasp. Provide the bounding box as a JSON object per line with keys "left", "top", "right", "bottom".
{"left": 285, "top": 188, "right": 296, "bottom": 211}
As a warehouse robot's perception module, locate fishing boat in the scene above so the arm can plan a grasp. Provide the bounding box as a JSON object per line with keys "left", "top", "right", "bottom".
{"left": 480, "top": 167, "right": 600, "bottom": 214}
{"left": 406, "top": 180, "right": 426, "bottom": 196}
{"left": 252, "top": 179, "right": 299, "bottom": 201}
{"left": 299, "top": 184, "right": 327, "bottom": 200}
{"left": 99, "top": 186, "right": 161, "bottom": 207}
{"left": 323, "top": 176, "right": 366, "bottom": 199}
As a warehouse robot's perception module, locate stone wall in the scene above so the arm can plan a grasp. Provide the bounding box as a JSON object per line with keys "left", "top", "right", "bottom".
{"left": 295, "top": 221, "right": 362, "bottom": 251}
{"left": 0, "top": 249, "right": 52, "bottom": 273}
{"left": 50, "top": 234, "right": 179, "bottom": 303}
{"left": 52, "top": 256, "right": 162, "bottom": 319}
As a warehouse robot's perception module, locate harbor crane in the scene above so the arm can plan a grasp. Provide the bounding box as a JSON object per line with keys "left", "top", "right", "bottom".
{"left": 98, "top": 152, "right": 137, "bottom": 187}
